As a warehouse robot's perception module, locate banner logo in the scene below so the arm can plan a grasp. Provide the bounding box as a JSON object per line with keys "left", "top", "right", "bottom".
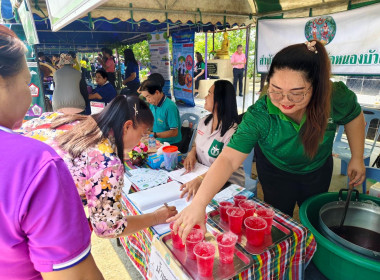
{"left": 305, "top": 16, "right": 336, "bottom": 45}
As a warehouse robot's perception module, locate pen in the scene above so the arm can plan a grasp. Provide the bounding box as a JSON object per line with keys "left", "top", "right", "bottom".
{"left": 180, "top": 170, "right": 190, "bottom": 176}
{"left": 164, "top": 203, "right": 169, "bottom": 208}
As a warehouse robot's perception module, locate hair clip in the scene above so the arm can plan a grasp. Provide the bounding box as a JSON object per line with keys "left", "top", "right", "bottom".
{"left": 133, "top": 104, "right": 138, "bottom": 116}
{"left": 304, "top": 41, "right": 318, "bottom": 54}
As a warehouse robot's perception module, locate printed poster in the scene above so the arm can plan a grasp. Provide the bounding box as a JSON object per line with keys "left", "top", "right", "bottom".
{"left": 172, "top": 31, "right": 195, "bottom": 106}
{"left": 257, "top": 3, "right": 380, "bottom": 75}
{"left": 6, "top": 24, "right": 45, "bottom": 120}
{"left": 148, "top": 31, "right": 171, "bottom": 97}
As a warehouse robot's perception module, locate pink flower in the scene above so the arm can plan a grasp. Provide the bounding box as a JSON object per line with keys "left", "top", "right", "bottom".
{"left": 133, "top": 146, "right": 142, "bottom": 153}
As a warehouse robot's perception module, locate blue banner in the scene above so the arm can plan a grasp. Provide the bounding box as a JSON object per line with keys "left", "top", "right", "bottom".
{"left": 172, "top": 31, "right": 195, "bottom": 107}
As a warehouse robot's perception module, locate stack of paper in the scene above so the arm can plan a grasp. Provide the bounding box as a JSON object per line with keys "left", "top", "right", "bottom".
{"left": 168, "top": 162, "right": 209, "bottom": 184}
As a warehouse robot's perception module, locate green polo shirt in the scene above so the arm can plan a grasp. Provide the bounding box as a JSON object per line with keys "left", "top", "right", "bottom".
{"left": 228, "top": 81, "right": 362, "bottom": 174}
{"left": 150, "top": 96, "right": 182, "bottom": 144}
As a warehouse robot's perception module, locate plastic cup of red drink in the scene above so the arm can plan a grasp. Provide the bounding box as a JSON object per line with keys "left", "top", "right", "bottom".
{"left": 256, "top": 207, "right": 275, "bottom": 235}
{"left": 170, "top": 222, "right": 185, "bottom": 249}
{"left": 193, "top": 241, "right": 216, "bottom": 277}
{"left": 216, "top": 232, "right": 238, "bottom": 263}
{"left": 233, "top": 194, "right": 247, "bottom": 207}
{"left": 219, "top": 201, "right": 234, "bottom": 223}
{"left": 185, "top": 228, "right": 204, "bottom": 260}
{"left": 226, "top": 207, "right": 245, "bottom": 234}
{"left": 244, "top": 216, "right": 267, "bottom": 246}
{"left": 238, "top": 200, "right": 256, "bottom": 224}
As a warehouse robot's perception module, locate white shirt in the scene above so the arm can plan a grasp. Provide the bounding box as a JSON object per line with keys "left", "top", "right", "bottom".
{"left": 195, "top": 116, "right": 245, "bottom": 186}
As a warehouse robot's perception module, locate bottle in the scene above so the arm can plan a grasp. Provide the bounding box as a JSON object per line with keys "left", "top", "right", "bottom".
{"left": 148, "top": 133, "right": 156, "bottom": 149}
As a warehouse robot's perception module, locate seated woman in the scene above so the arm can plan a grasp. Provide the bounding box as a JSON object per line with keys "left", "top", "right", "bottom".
{"left": 180, "top": 80, "right": 245, "bottom": 200}
{"left": 89, "top": 68, "right": 117, "bottom": 105}
{"left": 52, "top": 53, "right": 89, "bottom": 114}
{"left": 19, "top": 96, "right": 177, "bottom": 238}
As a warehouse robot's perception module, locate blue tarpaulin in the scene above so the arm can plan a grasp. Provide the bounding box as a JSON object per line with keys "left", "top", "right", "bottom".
{"left": 1, "top": 0, "right": 13, "bottom": 20}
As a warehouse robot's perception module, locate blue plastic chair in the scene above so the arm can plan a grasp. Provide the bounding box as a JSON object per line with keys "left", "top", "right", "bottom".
{"left": 333, "top": 108, "right": 380, "bottom": 186}
{"left": 180, "top": 113, "right": 200, "bottom": 155}
{"left": 362, "top": 167, "right": 380, "bottom": 194}
{"left": 243, "top": 148, "right": 258, "bottom": 197}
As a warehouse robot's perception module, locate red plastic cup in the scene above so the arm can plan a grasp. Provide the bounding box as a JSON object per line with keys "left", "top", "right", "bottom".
{"left": 216, "top": 232, "right": 238, "bottom": 263}
{"left": 219, "top": 201, "right": 234, "bottom": 223}
{"left": 233, "top": 194, "right": 247, "bottom": 207}
{"left": 244, "top": 216, "right": 267, "bottom": 246}
{"left": 256, "top": 207, "right": 275, "bottom": 235}
{"left": 170, "top": 222, "right": 184, "bottom": 249}
{"left": 226, "top": 207, "right": 245, "bottom": 234}
{"left": 239, "top": 200, "right": 256, "bottom": 223}
{"left": 193, "top": 241, "right": 216, "bottom": 277}
{"left": 185, "top": 228, "right": 204, "bottom": 260}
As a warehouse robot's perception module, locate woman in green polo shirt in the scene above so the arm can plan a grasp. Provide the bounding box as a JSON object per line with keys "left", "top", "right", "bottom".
{"left": 169, "top": 40, "right": 366, "bottom": 241}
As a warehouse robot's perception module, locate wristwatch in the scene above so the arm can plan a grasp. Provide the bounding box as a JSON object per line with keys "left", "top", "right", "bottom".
{"left": 154, "top": 132, "right": 157, "bottom": 138}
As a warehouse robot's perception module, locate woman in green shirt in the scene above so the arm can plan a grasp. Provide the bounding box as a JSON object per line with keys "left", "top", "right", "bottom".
{"left": 169, "top": 40, "right": 366, "bottom": 242}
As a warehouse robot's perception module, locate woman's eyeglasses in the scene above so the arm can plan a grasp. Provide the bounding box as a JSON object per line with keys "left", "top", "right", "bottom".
{"left": 268, "top": 85, "right": 312, "bottom": 103}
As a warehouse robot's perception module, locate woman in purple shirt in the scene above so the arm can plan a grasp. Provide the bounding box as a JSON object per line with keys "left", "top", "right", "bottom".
{"left": 0, "top": 25, "right": 103, "bottom": 279}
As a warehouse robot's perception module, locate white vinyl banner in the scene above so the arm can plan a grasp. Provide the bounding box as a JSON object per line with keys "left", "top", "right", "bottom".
{"left": 257, "top": 3, "right": 380, "bottom": 75}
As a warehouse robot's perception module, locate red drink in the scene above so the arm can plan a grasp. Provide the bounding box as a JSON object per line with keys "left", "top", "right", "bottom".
{"left": 238, "top": 200, "right": 256, "bottom": 223}
{"left": 233, "top": 195, "right": 247, "bottom": 207}
{"left": 185, "top": 228, "right": 204, "bottom": 260}
{"left": 245, "top": 216, "right": 267, "bottom": 246}
{"left": 219, "top": 201, "right": 234, "bottom": 222}
{"left": 193, "top": 241, "right": 216, "bottom": 277}
{"left": 256, "top": 207, "right": 275, "bottom": 235}
{"left": 226, "top": 207, "right": 245, "bottom": 234}
{"left": 216, "top": 232, "right": 238, "bottom": 263}
{"left": 170, "top": 222, "right": 184, "bottom": 249}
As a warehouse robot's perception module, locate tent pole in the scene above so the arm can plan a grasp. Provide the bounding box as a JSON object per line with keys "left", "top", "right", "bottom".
{"left": 205, "top": 32, "right": 208, "bottom": 80}
{"left": 242, "top": 25, "right": 250, "bottom": 112}
{"left": 253, "top": 22, "right": 259, "bottom": 105}
{"left": 115, "top": 48, "right": 121, "bottom": 92}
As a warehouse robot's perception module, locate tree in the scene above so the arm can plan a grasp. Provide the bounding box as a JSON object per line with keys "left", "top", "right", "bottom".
{"left": 194, "top": 29, "right": 256, "bottom": 78}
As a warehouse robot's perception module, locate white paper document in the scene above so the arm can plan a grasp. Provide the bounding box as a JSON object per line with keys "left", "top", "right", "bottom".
{"left": 127, "top": 168, "right": 169, "bottom": 190}
{"left": 127, "top": 181, "right": 183, "bottom": 212}
{"left": 168, "top": 162, "right": 209, "bottom": 184}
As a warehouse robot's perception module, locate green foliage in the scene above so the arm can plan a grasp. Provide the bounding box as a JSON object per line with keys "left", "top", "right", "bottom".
{"left": 118, "top": 41, "right": 150, "bottom": 68}
{"left": 194, "top": 29, "right": 256, "bottom": 78}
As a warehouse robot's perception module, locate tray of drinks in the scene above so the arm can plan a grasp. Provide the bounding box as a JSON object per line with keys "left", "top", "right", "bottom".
{"left": 207, "top": 203, "right": 293, "bottom": 255}
{"left": 161, "top": 224, "right": 254, "bottom": 280}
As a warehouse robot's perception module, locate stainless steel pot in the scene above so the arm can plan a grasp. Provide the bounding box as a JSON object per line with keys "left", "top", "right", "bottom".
{"left": 319, "top": 189, "right": 380, "bottom": 260}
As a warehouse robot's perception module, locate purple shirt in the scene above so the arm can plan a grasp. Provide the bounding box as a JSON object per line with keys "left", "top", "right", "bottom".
{"left": 0, "top": 130, "right": 91, "bottom": 279}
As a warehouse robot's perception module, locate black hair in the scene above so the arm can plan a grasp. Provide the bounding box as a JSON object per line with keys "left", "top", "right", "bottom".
{"left": 37, "top": 51, "right": 45, "bottom": 57}
{"left": 195, "top": 52, "right": 204, "bottom": 63}
{"left": 139, "top": 79, "right": 162, "bottom": 95}
{"left": 148, "top": 73, "right": 165, "bottom": 88}
{"left": 0, "top": 25, "right": 27, "bottom": 77}
{"left": 96, "top": 68, "right": 108, "bottom": 79}
{"left": 204, "top": 80, "right": 239, "bottom": 137}
{"left": 52, "top": 54, "right": 59, "bottom": 58}
{"left": 68, "top": 51, "right": 76, "bottom": 59}
{"left": 124, "top": 49, "right": 138, "bottom": 65}
{"left": 54, "top": 96, "right": 154, "bottom": 165}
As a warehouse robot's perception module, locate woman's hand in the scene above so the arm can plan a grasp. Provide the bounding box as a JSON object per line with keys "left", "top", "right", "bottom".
{"left": 183, "top": 152, "right": 197, "bottom": 172}
{"left": 180, "top": 177, "right": 202, "bottom": 201}
{"left": 167, "top": 203, "right": 206, "bottom": 244}
{"left": 347, "top": 157, "right": 366, "bottom": 188}
{"left": 153, "top": 206, "right": 178, "bottom": 225}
